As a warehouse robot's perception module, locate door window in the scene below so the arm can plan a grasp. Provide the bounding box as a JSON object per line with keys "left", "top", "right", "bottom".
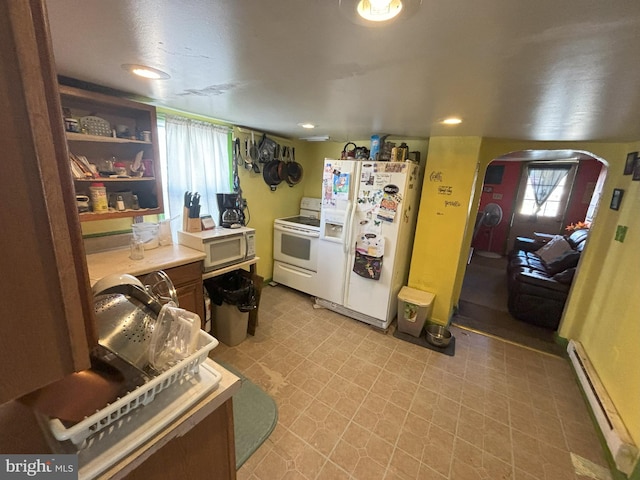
{"left": 507, "top": 162, "right": 577, "bottom": 250}
{"left": 519, "top": 164, "right": 571, "bottom": 216}
{"left": 520, "top": 174, "right": 568, "bottom": 216}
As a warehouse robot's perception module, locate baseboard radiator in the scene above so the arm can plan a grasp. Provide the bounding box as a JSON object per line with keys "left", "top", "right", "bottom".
{"left": 567, "top": 340, "right": 639, "bottom": 476}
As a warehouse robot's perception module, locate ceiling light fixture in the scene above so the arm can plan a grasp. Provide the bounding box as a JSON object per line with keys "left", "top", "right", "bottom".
{"left": 299, "top": 123, "right": 316, "bottom": 129}
{"left": 122, "top": 64, "right": 170, "bottom": 80}
{"left": 300, "top": 135, "right": 330, "bottom": 142}
{"left": 357, "top": 0, "right": 402, "bottom": 22}
{"left": 441, "top": 117, "right": 462, "bottom": 125}
{"left": 339, "top": 0, "right": 421, "bottom": 26}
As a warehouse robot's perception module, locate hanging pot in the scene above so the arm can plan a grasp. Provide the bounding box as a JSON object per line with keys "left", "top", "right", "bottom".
{"left": 263, "top": 159, "right": 282, "bottom": 191}
{"left": 286, "top": 147, "right": 303, "bottom": 187}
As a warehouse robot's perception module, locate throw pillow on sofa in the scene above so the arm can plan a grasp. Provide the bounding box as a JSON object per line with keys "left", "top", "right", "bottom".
{"left": 544, "top": 250, "right": 581, "bottom": 275}
{"left": 535, "top": 235, "right": 572, "bottom": 264}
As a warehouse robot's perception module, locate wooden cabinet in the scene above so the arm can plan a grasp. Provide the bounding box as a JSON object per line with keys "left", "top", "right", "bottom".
{"left": 161, "top": 262, "right": 206, "bottom": 325}
{"left": 58, "top": 84, "right": 164, "bottom": 222}
{"left": 0, "top": 1, "right": 93, "bottom": 404}
{"left": 124, "top": 399, "right": 236, "bottom": 480}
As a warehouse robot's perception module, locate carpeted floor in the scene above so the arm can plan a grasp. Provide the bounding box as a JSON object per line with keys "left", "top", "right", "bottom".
{"left": 456, "top": 254, "right": 565, "bottom": 357}
{"left": 459, "top": 262, "right": 510, "bottom": 312}
{"left": 216, "top": 360, "right": 278, "bottom": 469}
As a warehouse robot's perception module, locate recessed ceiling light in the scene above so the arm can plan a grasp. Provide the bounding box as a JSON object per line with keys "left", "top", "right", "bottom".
{"left": 122, "top": 64, "right": 170, "bottom": 80}
{"left": 299, "top": 123, "right": 316, "bottom": 129}
{"left": 357, "top": 0, "right": 402, "bottom": 22}
{"left": 339, "top": 0, "right": 421, "bottom": 26}
{"left": 441, "top": 117, "right": 462, "bottom": 125}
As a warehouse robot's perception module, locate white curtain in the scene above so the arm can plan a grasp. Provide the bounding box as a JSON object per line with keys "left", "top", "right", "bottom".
{"left": 163, "top": 115, "right": 231, "bottom": 223}
{"left": 527, "top": 164, "right": 571, "bottom": 214}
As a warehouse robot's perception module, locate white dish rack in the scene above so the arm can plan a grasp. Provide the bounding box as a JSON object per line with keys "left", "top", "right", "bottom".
{"left": 48, "top": 329, "right": 219, "bottom": 448}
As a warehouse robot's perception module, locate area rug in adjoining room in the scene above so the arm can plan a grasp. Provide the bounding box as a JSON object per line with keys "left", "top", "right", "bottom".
{"left": 216, "top": 361, "right": 278, "bottom": 469}
{"left": 453, "top": 300, "right": 566, "bottom": 357}
{"left": 460, "top": 262, "right": 509, "bottom": 312}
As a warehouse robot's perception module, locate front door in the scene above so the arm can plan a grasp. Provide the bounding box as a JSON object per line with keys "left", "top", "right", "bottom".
{"left": 507, "top": 162, "right": 577, "bottom": 250}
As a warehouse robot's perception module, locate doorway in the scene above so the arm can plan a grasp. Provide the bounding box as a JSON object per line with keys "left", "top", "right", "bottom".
{"left": 454, "top": 150, "right": 606, "bottom": 355}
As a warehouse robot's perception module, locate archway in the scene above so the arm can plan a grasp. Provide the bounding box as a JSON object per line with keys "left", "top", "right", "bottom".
{"left": 454, "top": 149, "right": 608, "bottom": 354}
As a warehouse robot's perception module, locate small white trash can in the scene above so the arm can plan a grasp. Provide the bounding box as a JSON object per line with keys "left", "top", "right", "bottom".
{"left": 397, "top": 287, "right": 435, "bottom": 337}
{"left": 212, "top": 303, "right": 249, "bottom": 347}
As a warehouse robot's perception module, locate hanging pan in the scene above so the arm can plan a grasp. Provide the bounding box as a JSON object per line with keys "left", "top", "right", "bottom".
{"left": 286, "top": 147, "right": 303, "bottom": 186}
{"left": 263, "top": 158, "right": 282, "bottom": 191}
{"left": 277, "top": 146, "right": 290, "bottom": 183}
{"left": 273, "top": 143, "right": 286, "bottom": 181}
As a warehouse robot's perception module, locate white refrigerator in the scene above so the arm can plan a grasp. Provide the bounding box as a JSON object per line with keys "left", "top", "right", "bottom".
{"left": 315, "top": 159, "right": 421, "bottom": 330}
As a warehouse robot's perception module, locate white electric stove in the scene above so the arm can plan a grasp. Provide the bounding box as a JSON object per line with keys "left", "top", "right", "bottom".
{"left": 273, "top": 198, "right": 323, "bottom": 295}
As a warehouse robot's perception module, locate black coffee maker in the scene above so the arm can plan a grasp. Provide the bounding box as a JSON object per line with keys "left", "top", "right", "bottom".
{"left": 216, "top": 193, "right": 245, "bottom": 228}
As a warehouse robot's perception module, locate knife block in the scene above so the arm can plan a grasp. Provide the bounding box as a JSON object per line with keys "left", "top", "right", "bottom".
{"left": 187, "top": 217, "right": 202, "bottom": 233}
{"left": 183, "top": 208, "right": 202, "bottom": 233}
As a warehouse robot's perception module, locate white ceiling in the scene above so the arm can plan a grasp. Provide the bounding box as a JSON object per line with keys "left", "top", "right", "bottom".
{"left": 45, "top": 0, "right": 640, "bottom": 143}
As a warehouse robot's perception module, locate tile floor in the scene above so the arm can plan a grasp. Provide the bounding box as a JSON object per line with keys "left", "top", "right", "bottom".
{"left": 210, "top": 285, "right": 609, "bottom": 480}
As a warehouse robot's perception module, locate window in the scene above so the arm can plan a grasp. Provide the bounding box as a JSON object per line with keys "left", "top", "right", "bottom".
{"left": 519, "top": 164, "right": 571, "bottom": 217}
{"left": 520, "top": 175, "right": 568, "bottom": 216}
{"left": 157, "top": 114, "right": 232, "bottom": 222}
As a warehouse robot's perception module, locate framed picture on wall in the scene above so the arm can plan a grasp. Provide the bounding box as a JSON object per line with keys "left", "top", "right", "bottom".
{"left": 610, "top": 188, "right": 624, "bottom": 210}
{"left": 624, "top": 152, "right": 637, "bottom": 175}
{"left": 633, "top": 156, "right": 640, "bottom": 181}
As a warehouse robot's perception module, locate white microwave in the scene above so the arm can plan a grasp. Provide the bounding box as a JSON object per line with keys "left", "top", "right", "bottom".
{"left": 178, "top": 227, "right": 256, "bottom": 272}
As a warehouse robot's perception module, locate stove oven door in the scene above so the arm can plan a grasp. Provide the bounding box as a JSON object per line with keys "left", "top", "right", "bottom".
{"left": 273, "top": 223, "right": 319, "bottom": 272}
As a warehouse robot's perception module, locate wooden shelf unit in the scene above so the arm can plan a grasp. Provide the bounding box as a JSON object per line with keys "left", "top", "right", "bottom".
{"left": 59, "top": 85, "right": 164, "bottom": 221}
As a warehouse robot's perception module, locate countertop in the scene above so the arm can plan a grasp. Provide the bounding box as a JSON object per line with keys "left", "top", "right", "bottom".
{"left": 86, "top": 243, "right": 206, "bottom": 285}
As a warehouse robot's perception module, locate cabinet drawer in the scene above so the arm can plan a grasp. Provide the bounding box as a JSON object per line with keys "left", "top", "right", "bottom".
{"left": 164, "top": 262, "right": 203, "bottom": 286}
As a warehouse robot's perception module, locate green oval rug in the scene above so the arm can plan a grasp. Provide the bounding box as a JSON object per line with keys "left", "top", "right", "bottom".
{"left": 216, "top": 361, "right": 278, "bottom": 469}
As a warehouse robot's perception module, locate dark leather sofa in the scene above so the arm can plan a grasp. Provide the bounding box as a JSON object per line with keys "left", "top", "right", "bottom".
{"left": 507, "top": 229, "right": 588, "bottom": 329}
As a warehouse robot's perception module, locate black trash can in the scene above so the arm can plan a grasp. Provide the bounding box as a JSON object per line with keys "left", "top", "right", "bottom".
{"left": 205, "top": 272, "right": 256, "bottom": 346}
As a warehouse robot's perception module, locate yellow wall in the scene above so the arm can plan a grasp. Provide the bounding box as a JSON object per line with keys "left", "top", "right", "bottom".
{"left": 559, "top": 141, "right": 640, "bottom": 449}
{"left": 407, "top": 137, "right": 482, "bottom": 324}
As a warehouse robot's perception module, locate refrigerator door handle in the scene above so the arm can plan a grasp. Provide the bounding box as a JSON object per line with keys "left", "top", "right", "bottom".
{"left": 343, "top": 200, "right": 353, "bottom": 254}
